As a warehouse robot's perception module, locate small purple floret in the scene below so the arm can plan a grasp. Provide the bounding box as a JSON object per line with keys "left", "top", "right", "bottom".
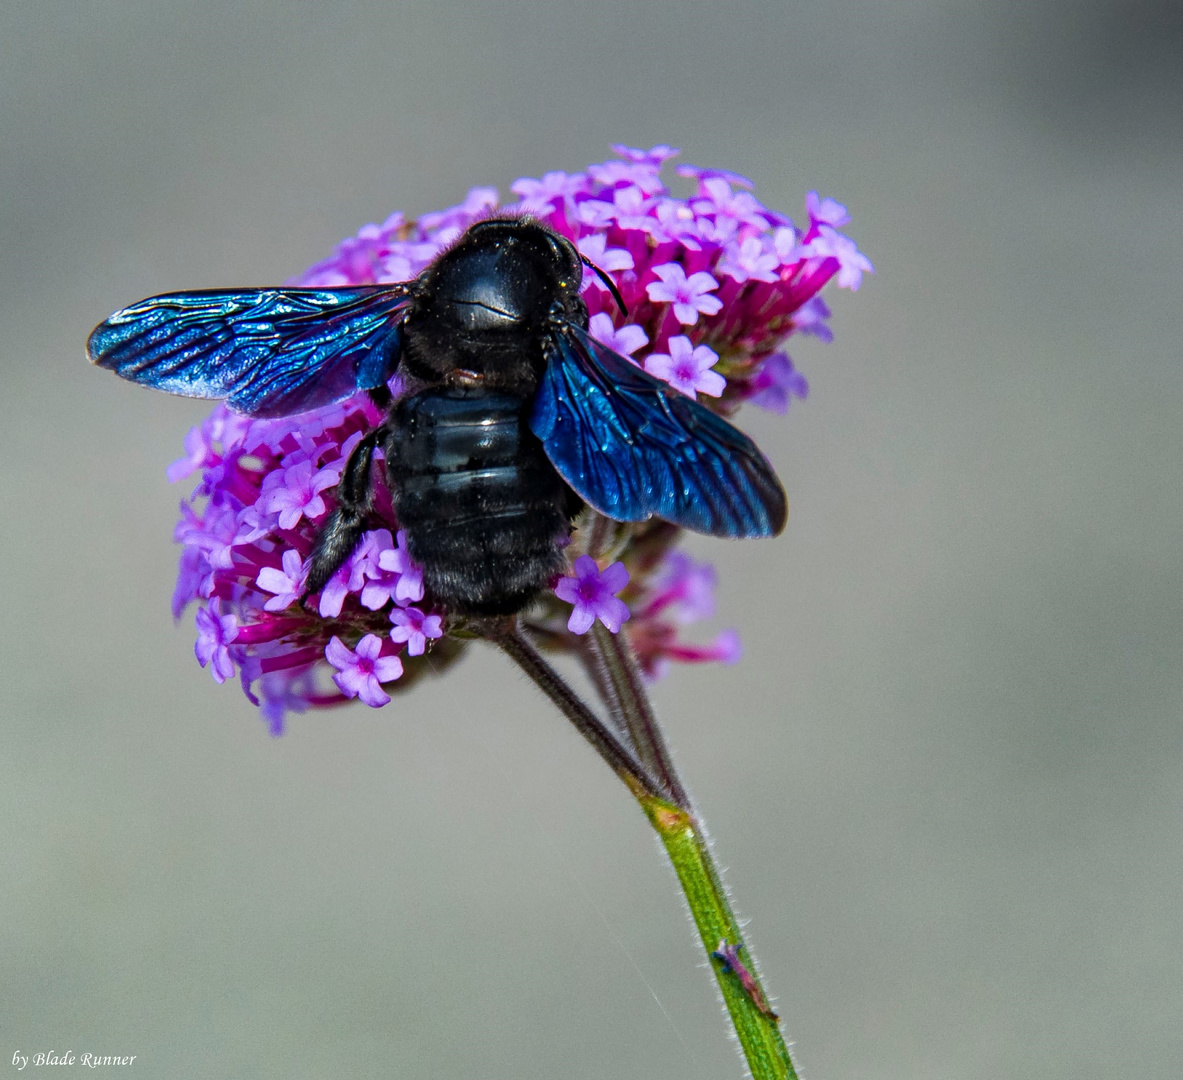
{"left": 554, "top": 555, "right": 631, "bottom": 635}
{"left": 646, "top": 264, "right": 723, "bottom": 325}
{"left": 325, "top": 634, "right": 403, "bottom": 708}
{"left": 168, "top": 420, "right": 218, "bottom": 483}
{"left": 511, "top": 171, "right": 586, "bottom": 212}
{"left": 644, "top": 337, "right": 724, "bottom": 399}
{"left": 355, "top": 529, "right": 400, "bottom": 609}
{"left": 376, "top": 530, "right": 424, "bottom": 604}
{"left": 646, "top": 552, "right": 718, "bottom": 623}
{"left": 748, "top": 354, "right": 809, "bottom": 415}
{"left": 710, "top": 629, "right": 742, "bottom": 665}
{"left": 195, "top": 606, "right": 238, "bottom": 684}
{"left": 791, "top": 297, "right": 833, "bottom": 343}
{"left": 256, "top": 549, "right": 307, "bottom": 612}
{"left": 259, "top": 459, "right": 340, "bottom": 529}
{"left": 801, "top": 225, "right": 874, "bottom": 291}
{"left": 588, "top": 313, "right": 648, "bottom": 359}
{"left": 389, "top": 606, "right": 444, "bottom": 657}
{"left": 718, "top": 236, "right": 780, "bottom": 284}
{"left": 257, "top": 669, "right": 312, "bottom": 737}
{"left": 577, "top": 233, "right": 635, "bottom": 273}
{"left": 317, "top": 564, "right": 352, "bottom": 618}
{"left": 611, "top": 143, "right": 680, "bottom": 167}
{"left": 805, "top": 191, "right": 851, "bottom": 229}
{"left": 691, "top": 178, "right": 775, "bottom": 240}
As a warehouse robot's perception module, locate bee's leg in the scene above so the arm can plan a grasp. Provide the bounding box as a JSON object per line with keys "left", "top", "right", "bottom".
{"left": 303, "top": 424, "right": 389, "bottom": 600}
{"left": 366, "top": 383, "right": 392, "bottom": 410}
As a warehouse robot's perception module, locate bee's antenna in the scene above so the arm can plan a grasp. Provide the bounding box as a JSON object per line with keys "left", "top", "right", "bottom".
{"left": 580, "top": 254, "right": 629, "bottom": 319}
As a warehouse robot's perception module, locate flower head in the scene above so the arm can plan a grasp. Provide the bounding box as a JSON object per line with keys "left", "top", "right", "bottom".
{"left": 161, "top": 145, "right": 869, "bottom": 730}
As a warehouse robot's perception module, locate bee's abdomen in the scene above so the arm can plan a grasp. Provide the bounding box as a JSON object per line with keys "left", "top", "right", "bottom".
{"left": 385, "top": 388, "right": 572, "bottom": 616}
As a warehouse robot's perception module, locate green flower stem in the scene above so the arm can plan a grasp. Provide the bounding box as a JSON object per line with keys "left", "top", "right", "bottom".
{"left": 640, "top": 795, "right": 797, "bottom": 1080}
{"left": 587, "top": 625, "right": 797, "bottom": 1080}
{"left": 486, "top": 617, "right": 798, "bottom": 1080}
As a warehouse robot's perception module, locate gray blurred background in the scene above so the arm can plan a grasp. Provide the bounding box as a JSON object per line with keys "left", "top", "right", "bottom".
{"left": 3, "top": 1, "right": 1181, "bottom": 1077}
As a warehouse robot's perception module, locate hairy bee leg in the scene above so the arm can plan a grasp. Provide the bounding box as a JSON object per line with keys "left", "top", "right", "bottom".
{"left": 367, "top": 383, "right": 393, "bottom": 410}
{"left": 303, "top": 424, "right": 389, "bottom": 599}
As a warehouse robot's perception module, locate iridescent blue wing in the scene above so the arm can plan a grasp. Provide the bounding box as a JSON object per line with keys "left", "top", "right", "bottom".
{"left": 531, "top": 324, "right": 787, "bottom": 537}
{"left": 87, "top": 285, "right": 412, "bottom": 417}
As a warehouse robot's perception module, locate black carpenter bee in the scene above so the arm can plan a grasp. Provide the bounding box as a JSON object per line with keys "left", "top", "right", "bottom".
{"left": 88, "top": 217, "right": 786, "bottom": 615}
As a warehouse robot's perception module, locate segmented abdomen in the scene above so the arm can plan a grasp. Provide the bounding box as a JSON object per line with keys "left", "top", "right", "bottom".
{"left": 385, "top": 388, "right": 572, "bottom": 615}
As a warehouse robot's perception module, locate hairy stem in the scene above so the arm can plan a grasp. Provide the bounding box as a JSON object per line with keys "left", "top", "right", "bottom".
{"left": 642, "top": 796, "right": 797, "bottom": 1080}
{"left": 486, "top": 620, "right": 655, "bottom": 801}
{"left": 589, "top": 622, "right": 690, "bottom": 808}
{"left": 578, "top": 634, "right": 633, "bottom": 744}
{"left": 493, "top": 616, "right": 798, "bottom": 1080}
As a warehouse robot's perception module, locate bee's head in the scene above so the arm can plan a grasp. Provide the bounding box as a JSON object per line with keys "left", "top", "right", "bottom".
{"left": 403, "top": 218, "right": 587, "bottom": 388}
{"left": 449, "top": 217, "right": 583, "bottom": 304}
{"left": 461, "top": 217, "right": 626, "bottom": 318}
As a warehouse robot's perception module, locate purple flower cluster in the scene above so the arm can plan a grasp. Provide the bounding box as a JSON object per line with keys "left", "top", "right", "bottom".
{"left": 168, "top": 145, "right": 869, "bottom": 732}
